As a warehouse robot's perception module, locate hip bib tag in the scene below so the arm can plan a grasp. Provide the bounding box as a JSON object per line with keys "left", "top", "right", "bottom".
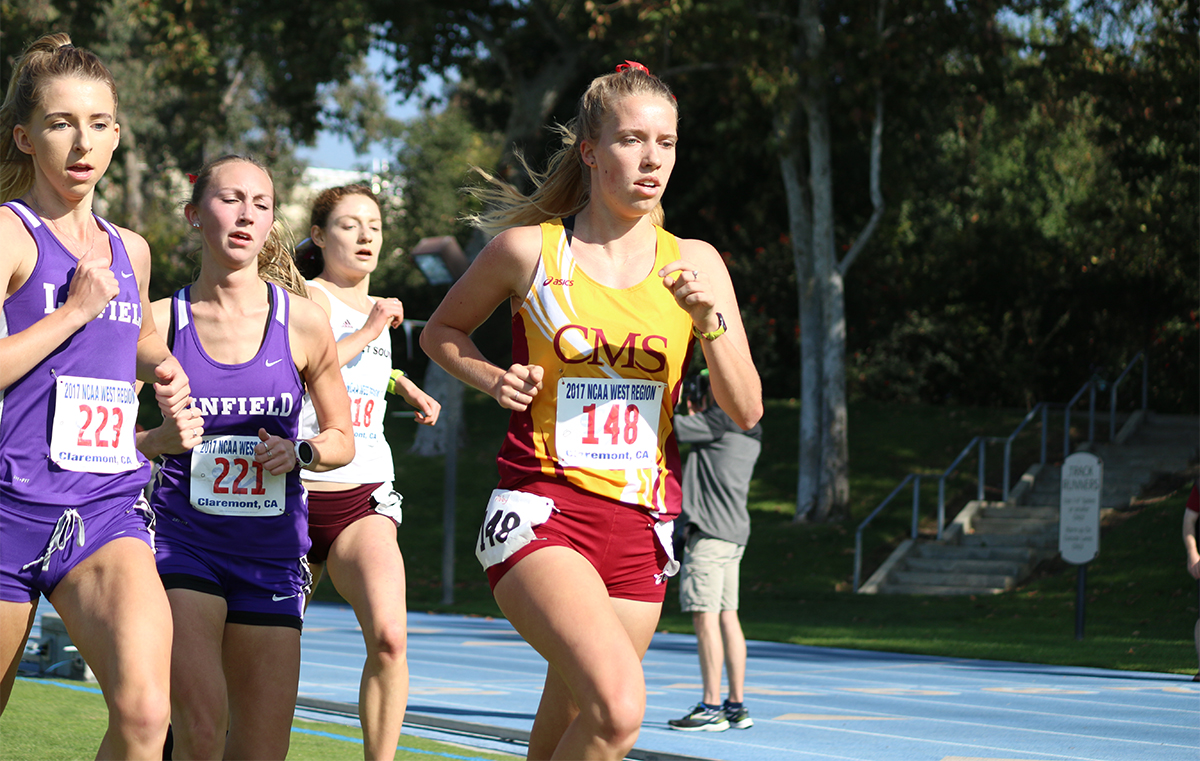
{"left": 555, "top": 377, "right": 664, "bottom": 469}
{"left": 475, "top": 489, "right": 554, "bottom": 570}
{"left": 49, "top": 375, "right": 140, "bottom": 473}
{"left": 189, "top": 435, "right": 285, "bottom": 516}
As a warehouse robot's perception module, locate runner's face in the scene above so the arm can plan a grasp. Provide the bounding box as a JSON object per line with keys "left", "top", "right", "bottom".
{"left": 14, "top": 76, "right": 119, "bottom": 203}
{"left": 190, "top": 161, "right": 275, "bottom": 267}
{"left": 314, "top": 194, "right": 383, "bottom": 280}
{"left": 581, "top": 94, "right": 677, "bottom": 218}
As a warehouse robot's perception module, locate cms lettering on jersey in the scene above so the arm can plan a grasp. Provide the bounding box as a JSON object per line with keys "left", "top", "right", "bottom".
{"left": 192, "top": 393, "right": 296, "bottom": 417}
{"left": 552, "top": 324, "right": 667, "bottom": 373}
{"left": 43, "top": 283, "right": 143, "bottom": 326}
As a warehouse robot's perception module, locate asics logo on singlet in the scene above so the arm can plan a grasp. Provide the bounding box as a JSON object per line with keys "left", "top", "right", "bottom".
{"left": 543, "top": 277, "right": 574, "bottom": 287}
{"left": 553, "top": 324, "right": 668, "bottom": 373}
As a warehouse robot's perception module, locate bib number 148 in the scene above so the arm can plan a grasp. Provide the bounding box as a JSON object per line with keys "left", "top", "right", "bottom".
{"left": 581, "top": 402, "right": 640, "bottom": 445}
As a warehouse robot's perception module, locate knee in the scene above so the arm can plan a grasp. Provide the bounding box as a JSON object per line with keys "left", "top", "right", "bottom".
{"left": 367, "top": 618, "right": 408, "bottom": 663}
{"left": 109, "top": 685, "right": 170, "bottom": 747}
{"left": 171, "top": 703, "right": 228, "bottom": 756}
{"left": 591, "top": 684, "right": 645, "bottom": 750}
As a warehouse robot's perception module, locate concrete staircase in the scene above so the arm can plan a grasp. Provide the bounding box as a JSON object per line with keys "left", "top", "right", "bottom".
{"left": 860, "top": 411, "right": 1198, "bottom": 596}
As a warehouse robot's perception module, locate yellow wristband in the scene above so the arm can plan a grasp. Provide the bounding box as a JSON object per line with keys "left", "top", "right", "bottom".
{"left": 387, "top": 369, "right": 406, "bottom": 394}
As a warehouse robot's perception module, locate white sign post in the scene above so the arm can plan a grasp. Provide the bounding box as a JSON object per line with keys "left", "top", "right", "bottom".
{"left": 1059, "top": 451, "right": 1103, "bottom": 640}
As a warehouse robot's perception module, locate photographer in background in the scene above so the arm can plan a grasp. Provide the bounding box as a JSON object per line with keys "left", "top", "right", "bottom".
{"left": 668, "top": 370, "right": 763, "bottom": 732}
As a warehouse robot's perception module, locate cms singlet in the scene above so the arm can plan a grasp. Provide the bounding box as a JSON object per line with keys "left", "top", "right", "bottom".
{"left": 151, "top": 284, "right": 309, "bottom": 558}
{"left": 0, "top": 200, "right": 149, "bottom": 511}
{"left": 498, "top": 219, "right": 695, "bottom": 520}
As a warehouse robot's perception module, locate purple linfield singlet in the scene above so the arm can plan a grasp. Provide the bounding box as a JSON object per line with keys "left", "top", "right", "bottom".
{"left": 150, "top": 283, "right": 310, "bottom": 558}
{"left": 0, "top": 200, "right": 150, "bottom": 513}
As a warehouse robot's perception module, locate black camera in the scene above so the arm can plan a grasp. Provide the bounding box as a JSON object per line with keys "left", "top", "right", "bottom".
{"left": 682, "top": 372, "right": 710, "bottom": 407}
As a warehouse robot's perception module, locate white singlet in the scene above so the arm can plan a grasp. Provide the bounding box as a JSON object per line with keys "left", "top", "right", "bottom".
{"left": 298, "top": 280, "right": 395, "bottom": 486}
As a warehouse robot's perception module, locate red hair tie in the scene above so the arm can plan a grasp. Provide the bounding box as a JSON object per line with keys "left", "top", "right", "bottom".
{"left": 187, "top": 173, "right": 198, "bottom": 184}
{"left": 616, "top": 60, "right": 651, "bottom": 75}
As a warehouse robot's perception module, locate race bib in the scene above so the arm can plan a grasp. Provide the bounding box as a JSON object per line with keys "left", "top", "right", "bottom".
{"left": 555, "top": 377, "right": 664, "bottom": 469}
{"left": 189, "top": 435, "right": 285, "bottom": 516}
{"left": 49, "top": 375, "right": 140, "bottom": 474}
{"left": 475, "top": 489, "right": 554, "bottom": 569}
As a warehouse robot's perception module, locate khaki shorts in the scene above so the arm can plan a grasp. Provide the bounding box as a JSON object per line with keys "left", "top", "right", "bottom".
{"left": 678, "top": 533, "right": 745, "bottom": 613}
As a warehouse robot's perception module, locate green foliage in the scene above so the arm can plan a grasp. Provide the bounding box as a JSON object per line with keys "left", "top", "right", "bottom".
{"left": 389, "top": 103, "right": 500, "bottom": 253}
{"left": 843, "top": 3, "right": 1197, "bottom": 410}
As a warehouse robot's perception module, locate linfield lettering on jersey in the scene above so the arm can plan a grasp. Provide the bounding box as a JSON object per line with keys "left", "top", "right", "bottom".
{"left": 192, "top": 394, "right": 296, "bottom": 417}
{"left": 553, "top": 324, "right": 668, "bottom": 373}
{"left": 43, "top": 283, "right": 143, "bottom": 325}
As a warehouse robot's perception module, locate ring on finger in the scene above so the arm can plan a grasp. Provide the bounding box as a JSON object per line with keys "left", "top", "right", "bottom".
{"left": 691, "top": 270, "right": 700, "bottom": 281}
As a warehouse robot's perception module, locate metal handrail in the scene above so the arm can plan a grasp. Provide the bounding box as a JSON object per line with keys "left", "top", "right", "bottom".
{"left": 1109, "top": 351, "right": 1147, "bottom": 440}
{"left": 936, "top": 436, "right": 988, "bottom": 540}
{"left": 400, "top": 318, "right": 428, "bottom": 361}
{"left": 854, "top": 473, "right": 919, "bottom": 592}
{"left": 851, "top": 354, "right": 1151, "bottom": 593}
{"left": 1063, "top": 374, "right": 1102, "bottom": 457}
{"left": 1002, "top": 403, "right": 1050, "bottom": 501}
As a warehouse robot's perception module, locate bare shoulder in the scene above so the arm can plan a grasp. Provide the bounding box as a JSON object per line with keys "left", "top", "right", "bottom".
{"left": 0, "top": 205, "right": 37, "bottom": 285}
{"left": 480, "top": 225, "right": 544, "bottom": 270}
{"left": 113, "top": 224, "right": 151, "bottom": 262}
{"left": 676, "top": 237, "right": 724, "bottom": 267}
{"left": 289, "top": 291, "right": 335, "bottom": 334}
{"left": 304, "top": 281, "right": 332, "bottom": 317}
{"left": 460, "top": 224, "right": 545, "bottom": 301}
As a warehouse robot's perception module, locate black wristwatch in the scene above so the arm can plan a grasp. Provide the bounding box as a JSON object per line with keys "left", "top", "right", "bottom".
{"left": 295, "top": 440, "right": 315, "bottom": 470}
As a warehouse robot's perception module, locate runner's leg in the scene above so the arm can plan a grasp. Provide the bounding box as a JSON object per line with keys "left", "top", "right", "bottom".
{"left": 494, "top": 547, "right": 660, "bottom": 760}
{"left": 325, "top": 514, "right": 409, "bottom": 761}
{"left": 50, "top": 538, "right": 172, "bottom": 759}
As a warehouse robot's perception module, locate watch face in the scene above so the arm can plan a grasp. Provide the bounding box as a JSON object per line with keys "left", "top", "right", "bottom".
{"left": 298, "top": 441, "right": 314, "bottom": 466}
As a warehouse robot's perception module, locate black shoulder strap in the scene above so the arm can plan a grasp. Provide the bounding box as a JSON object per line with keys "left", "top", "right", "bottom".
{"left": 167, "top": 288, "right": 182, "bottom": 352}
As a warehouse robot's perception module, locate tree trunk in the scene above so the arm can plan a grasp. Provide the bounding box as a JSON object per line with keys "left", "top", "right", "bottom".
{"left": 121, "top": 126, "right": 144, "bottom": 229}
{"left": 797, "top": 0, "right": 847, "bottom": 521}
{"left": 777, "top": 107, "right": 820, "bottom": 523}
{"left": 501, "top": 50, "right": 582, "bottom": 186}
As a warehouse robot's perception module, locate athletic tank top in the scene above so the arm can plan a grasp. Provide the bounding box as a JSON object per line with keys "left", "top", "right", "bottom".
{"left": 0, "top": 200, "right": 149, "bottom": 512}
{"left": 297, "top": 280, "right": 394, "bottom": 485}
{"left": 151, "top": 283, "right": 309, "bottom": 558}
{"left": 497, "top": 219, "right": 694, "bottom": 519}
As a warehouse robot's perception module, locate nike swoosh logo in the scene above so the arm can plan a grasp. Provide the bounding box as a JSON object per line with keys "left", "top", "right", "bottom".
{"left": 265, "top": 358, "right": 283, "bottom": 367}
{"left": 272, "top": 593, "right": 298, "bottom": 602}
{"left": 120, "top": 271, "right": 134, "bottom": 278}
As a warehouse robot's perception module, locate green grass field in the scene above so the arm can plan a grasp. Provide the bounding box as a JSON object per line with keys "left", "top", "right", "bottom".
{"left": 6, "top": 395, "right": 1196, "bottom": 759}
{"left": 0, "top": 678, "right": 518, "bottom": 761}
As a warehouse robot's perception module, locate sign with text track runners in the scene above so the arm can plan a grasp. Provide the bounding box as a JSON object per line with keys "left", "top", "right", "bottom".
{"left": 1059, "top": 451, "right": 1102, "bottom": 565}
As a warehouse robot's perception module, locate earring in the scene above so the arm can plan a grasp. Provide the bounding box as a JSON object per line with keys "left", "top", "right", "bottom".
{"left": 192, "top": 222, "right": 200, "bottom": 229}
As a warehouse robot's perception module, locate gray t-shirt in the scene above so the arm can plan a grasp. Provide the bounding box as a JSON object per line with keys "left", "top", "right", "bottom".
{"left": 674, "top": 404, "right": 762, "bottom": 546}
